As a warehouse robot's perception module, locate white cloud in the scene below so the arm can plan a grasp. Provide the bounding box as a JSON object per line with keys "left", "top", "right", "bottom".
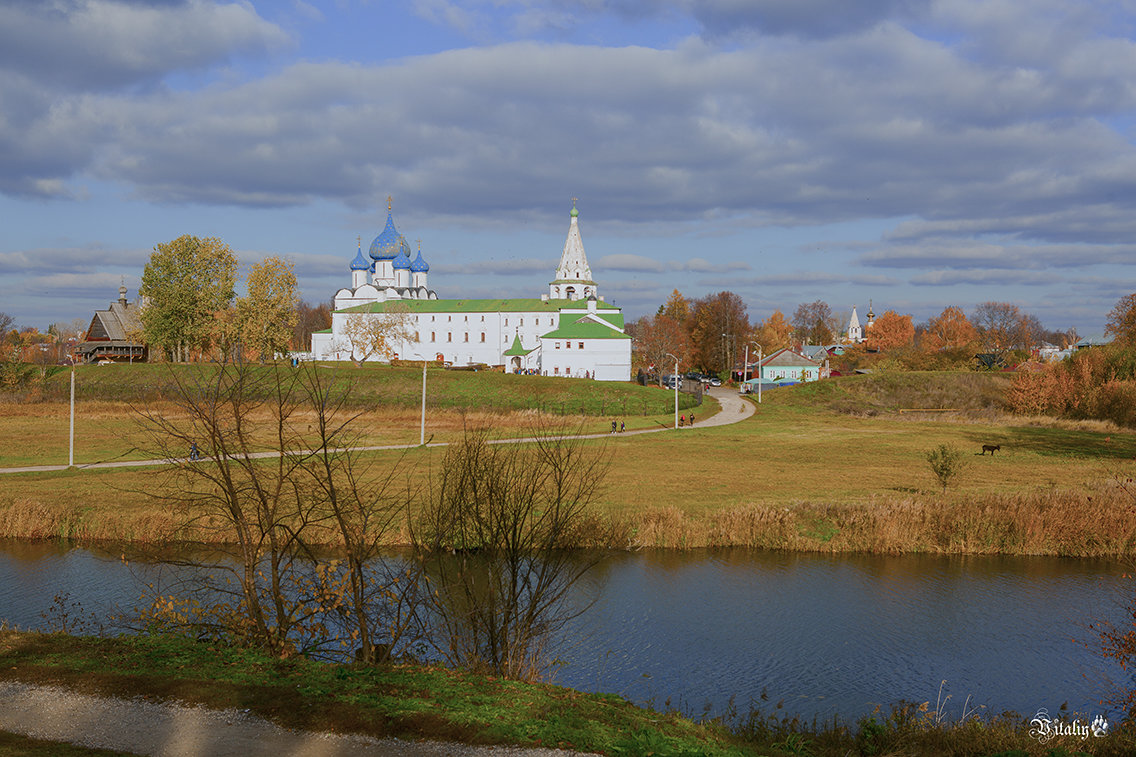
{"left": 0, "top": 1, "right": 288, "bottom": 90}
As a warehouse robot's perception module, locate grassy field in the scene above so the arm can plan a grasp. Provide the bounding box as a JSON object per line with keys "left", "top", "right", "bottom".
{"left": 1, "top": 362, "right": 697, "bottom": 468}
{"left": 3, "top": 368, "right": 1136, "bottom": 555}
{"left": 2, "top": 629, "right": 1132, "bottom": 757}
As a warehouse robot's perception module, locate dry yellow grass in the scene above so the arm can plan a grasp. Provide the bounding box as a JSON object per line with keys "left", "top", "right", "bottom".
{"left": 4, "top": 372, "right": 1134, "bottom": 556}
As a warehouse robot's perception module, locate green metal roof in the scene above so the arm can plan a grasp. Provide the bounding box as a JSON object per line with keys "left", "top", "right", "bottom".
{"left": 542, "top": 315, "right": 631, "bottom": 340}
{"left": 503, "top": 333, "right": 534, "bottom": 356}
{"left": 338, "top": 298, "right": 620, "bottom": 315}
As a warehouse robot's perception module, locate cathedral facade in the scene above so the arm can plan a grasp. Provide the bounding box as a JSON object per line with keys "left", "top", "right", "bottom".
{"left": 310, "top": 201, "right": 632, "bottom": 381}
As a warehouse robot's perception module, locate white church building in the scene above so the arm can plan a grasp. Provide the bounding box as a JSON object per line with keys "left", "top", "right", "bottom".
{"left": 310, "top": 200, "right": 632, "bottom": 381}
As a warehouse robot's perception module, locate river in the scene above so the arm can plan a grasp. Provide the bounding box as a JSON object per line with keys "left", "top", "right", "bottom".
{"left": 0, "top": 540, "right": 1129, "bottom": 724}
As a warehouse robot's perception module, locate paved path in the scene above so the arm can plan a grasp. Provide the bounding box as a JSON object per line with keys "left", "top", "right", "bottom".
{"left": 0, "top": 681, "right": 595, "bottom": 757}
{"left": 0, "top": 388, "right": 754, "bottom": 475}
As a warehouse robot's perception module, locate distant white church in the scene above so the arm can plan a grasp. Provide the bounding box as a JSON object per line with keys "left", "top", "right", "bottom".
{"left": 310, "top": 199, "right": 632, "bottom": 381}
{"left": 846, "top": 301, "right": 875, "bottom": 344}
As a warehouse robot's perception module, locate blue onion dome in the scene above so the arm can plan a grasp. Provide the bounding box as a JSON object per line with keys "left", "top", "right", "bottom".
{"left": 349, "top": 242, "right": 370, "bottom": 271}
{"left": 369, "top": 200, "right": 402, "bottom": 261}
{"left": 392, "top": 236, "right": 412, "bottom": 270}
{"left": 410, "top": 248, "right": 429, "bottom": 273}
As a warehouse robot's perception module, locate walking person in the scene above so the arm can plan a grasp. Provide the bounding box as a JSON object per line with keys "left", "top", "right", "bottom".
{"left": 619, "top": 420, "right": 625, "bottom": 433}
{"left": 189, "top": 442, "right": 199, "bottom": 462}
{"left": 611, "top": 419, "right": 617, "bottom": 434}
{"left": 690, "top": 413, "right": 695, "bottom": 426}
{"left": 680, "top": 414, "right": 685, "bottom": 427}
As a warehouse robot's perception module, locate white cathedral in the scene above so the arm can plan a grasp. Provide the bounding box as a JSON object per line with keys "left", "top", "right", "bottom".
{"left": 310, "top": 199, "right": 632, "bottom": 381}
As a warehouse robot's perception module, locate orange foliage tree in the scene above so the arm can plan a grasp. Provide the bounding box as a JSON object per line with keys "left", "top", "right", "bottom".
{"left": 1107, "top": 293, "right": 1136, "bottom": 348}
{"left": 922, "top": 306, "right": 978, "bottom": 351}
{"left": 751, "top": 310, "right": 793, "bottom": 353}
{"left": 630, "top": 313, "right": 692, "bottom": 384}
{"left": 866, "top": 310, "right": 914, "bottom": 352}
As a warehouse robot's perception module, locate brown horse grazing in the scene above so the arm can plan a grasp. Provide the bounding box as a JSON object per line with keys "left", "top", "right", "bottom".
{"left": 981, "top": 444, "right": 1000, "bottom": 455}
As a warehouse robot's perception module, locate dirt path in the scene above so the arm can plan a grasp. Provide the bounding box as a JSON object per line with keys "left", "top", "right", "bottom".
{"left": 0, "top": 681, "right": 596, "bottom": 757}
{"left": 0, "top": 389, "right": 754, "bottom": 475}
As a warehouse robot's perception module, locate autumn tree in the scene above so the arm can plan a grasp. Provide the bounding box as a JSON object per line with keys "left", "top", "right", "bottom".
{"left": 688, "top": 291, "right": 749, "bottom": 375}
{"left": 866, "top": 310, "right": 914, "bottom": 352}
{"left": 236, "top": 256, "right": 298, "bottom": 361}
{"left": 971, "top": 301, "right": 1022, "bottom": 355}
{"left": 632, "top": 313, "right": 692, "bottom": 384}
{"left": 1107, "top": 293, "right": 1136, "bottom": 348}
{"left": 751, "top": 310, "right": 793, "bottom": 353}
{"left": 921, "top": 306, "right": 978, "bottom": 352}
{"left": 140, "top": 235, "right": 238, "bottom": 362}
{"left": 340, "top": 304, "right": 413, "bottom": 366}
{"left": 658, "top": 289, "right": 691, "bottom": 323}
{"left": 791, "top": 300, "right": 837, "bottom": 346}
{"left": 293, "top": 300, "right": 332, "bottom": 351}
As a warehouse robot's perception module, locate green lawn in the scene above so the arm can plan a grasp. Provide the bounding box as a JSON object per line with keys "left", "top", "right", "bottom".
{"left": 1, "top": 362, "right": 699, "bottom": 468}
{"left": 0, "top": 630, "right": 752, "bottom": 756}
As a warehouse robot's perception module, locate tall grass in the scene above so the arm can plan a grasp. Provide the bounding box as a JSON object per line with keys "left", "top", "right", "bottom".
{"left": 6, "top": 481, "right": 1135, "bottom": 557}
{"left": 617, "top": 481, "right": 1136, "bottom": 555}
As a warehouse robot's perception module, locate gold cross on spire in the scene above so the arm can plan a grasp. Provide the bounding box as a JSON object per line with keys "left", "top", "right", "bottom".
{"left": 387, "top": 195, "right": 393, "bottom": 211}
{"left": 416, "top": 238, "right": 422, "bottom": 251}
{"left": 356, "top": 234, "right": 361, "bottom": 247}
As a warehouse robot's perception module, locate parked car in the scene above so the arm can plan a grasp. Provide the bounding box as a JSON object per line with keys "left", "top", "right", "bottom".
{"left": 707, "top": 376, "right": 722, "bottom": 387}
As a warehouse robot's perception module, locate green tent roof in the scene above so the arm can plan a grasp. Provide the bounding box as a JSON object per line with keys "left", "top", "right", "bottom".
{"left": 503, "top": 333, "right": 535, "bottom": 356}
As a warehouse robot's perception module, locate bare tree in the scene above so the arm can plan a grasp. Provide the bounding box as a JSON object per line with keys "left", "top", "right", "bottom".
{"left": 414, "top": 422, "right": 611, "bottom": 681}
{"left": 791, "top": 300, "right": 837, "bottom": 346}
{"left": 298, "top": 365, "right": 423, "bottom": 663}
{"left": 340, "top": 304, "right": 413, "bottom": 365}
{"left": 131, "top": 360, "right": 421, "bottom": 660}
{"left": 972, "top": 301, "right": 1022, "bottom": 354}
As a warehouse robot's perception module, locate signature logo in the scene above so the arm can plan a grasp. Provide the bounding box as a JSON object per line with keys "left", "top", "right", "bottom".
{"left": 1029, "top": 708, "right": 1109, "bottom": 743}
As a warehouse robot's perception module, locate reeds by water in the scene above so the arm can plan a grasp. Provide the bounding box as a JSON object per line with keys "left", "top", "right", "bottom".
{"left": 4, "top": 481, "right": 1135, "bottom": 557}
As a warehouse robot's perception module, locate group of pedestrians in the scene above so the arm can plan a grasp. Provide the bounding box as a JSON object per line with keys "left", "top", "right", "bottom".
{"left": 610, "top": 420, "right": 625, "bottom": 433}
{"left": 679, "top": 413, "right": 695, "bottom": 427}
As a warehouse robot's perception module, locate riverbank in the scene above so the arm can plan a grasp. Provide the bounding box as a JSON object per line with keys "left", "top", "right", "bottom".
{"left": 2, "top": 630, "right": 1132, "bottom": 757}
{"left": 0, "top": 630, "right": 739, "bottom": 756}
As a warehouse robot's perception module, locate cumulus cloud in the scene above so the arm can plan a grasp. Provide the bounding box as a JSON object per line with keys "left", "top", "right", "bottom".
{"left": 3, "top": 0, "right": 1136, "bottom": 332}
{"left": 0, "top": 0, "right": 288, "bottom": 90}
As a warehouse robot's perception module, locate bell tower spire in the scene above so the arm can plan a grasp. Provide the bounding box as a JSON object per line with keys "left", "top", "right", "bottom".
{"left": 549, "top": 199, "right": 596, "bottom": 301}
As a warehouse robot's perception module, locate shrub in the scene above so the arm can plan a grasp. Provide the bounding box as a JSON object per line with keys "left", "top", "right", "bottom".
{"left": 926, "top": 444, "right": 966, "bottom": 493}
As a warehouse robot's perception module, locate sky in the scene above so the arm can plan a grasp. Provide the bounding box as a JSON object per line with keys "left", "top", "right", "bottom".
{"left": 3, "top": 0, "right": 1136, "bottom": 337}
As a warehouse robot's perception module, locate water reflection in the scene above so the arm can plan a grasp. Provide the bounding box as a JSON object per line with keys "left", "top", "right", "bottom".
{"left": 0, "top": 539, "right": 1129, "bottom": 722}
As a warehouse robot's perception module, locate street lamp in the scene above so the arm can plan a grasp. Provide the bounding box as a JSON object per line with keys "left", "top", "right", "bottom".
{"left": 748, "top": 341, "right": 763, "bottom": 404}
{"left": 665, "top": 352, "right": 679, "bottom": 429}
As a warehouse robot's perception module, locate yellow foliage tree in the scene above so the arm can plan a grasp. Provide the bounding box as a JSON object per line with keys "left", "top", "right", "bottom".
{"left": 237, "top": 256, "right": 298, "bottom": 361}
{"left": 751, "top": 310, "right": 793, "bottom": 352}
